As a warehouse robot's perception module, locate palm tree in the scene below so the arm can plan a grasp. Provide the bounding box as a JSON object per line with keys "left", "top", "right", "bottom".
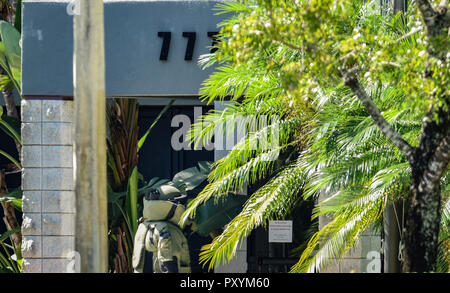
{"left": 181, "top": 0, "right": 449, "bottom": 272}
{"left": 291, "top": 84, "right": 427, "bottom": 272}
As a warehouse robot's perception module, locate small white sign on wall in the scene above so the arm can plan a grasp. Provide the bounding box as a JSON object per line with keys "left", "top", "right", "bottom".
{"left": 268, "top": 220, "right": 293, "bottom": 243}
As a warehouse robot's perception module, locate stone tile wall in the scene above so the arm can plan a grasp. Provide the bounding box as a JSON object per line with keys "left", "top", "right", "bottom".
{"left": 20, "top": 99, "right": 75, "bottom": 273}
{"left": 213, "top": 101, "right": 248, "bottom": 273}
{"left": 319, "top": 193, "right": 382, "bottom": 273}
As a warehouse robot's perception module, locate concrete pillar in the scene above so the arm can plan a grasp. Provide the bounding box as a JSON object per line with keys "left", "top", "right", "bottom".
{"left": 383, "top": 202, "right": 403, "bottom": 273}
{"left": 319, "top": 191, "right": 382, "bottom": 273}
{"left": 391, "top": 0, "right": 407, "bottom": 13}
{"left": 319, "top": 232, "right": 382, "bottom": 273}
{"left": 213, "top": 101, "right": 248, "bottom": 273}
{"left": 21, "top": 98, "right": 76, "bottom": 273}
{"left": 73, "top": 0, "right": 108, "bottom": 273}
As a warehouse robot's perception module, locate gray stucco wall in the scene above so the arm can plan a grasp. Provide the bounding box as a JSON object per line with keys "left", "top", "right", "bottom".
{"left": 22, "top": 0, "right": 228, "bottom": 97}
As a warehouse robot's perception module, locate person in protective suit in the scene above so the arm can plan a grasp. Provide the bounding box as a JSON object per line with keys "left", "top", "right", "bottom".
{"left": 132, "top": 185, "right": 191, "bottom": 273}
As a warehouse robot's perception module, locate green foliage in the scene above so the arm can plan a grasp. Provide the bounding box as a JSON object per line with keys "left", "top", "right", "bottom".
{"left": 0, "top": 187, "right": 22, "bottom": 212}
{"left": 106, "top": 98, "right": 210, "bottom": 272}
{"left": 0, "top": 20, "right": 21, "bottom": 94}
{"left": 0, "top": 1, "right": 23, "bottom": 274}
{"left": 437, "top": 181, "right": 450, "bottom": 272}
{"left": 184, "top": 0, "right": 449, "bottom": 272}
{"left": 198, "top": 161, "right": 306, "bottom": 270}
{"left": 108, "top": 161, "right": 212, "bottom": 208}
{"left": 107, "top": 99, "right": 176, "bottom": 236}
{"left": 0, "top": 106, "right": 21, "bottom": 145}
{"left": 0, "top": 106, "right": 22, "bottom": 168}
{"left": 291, "top": 83, "right": 418, "bottom": 272}
{"left": 0, "top": 227, "right": 22, "bottom": 273}
{"left": 214, "top": 0, "right": 448, "bottom": 125}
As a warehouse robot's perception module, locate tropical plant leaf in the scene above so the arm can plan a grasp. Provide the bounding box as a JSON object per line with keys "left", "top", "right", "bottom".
{"left": 178, "top": 0, "right": 449, "bottom": 273}
{"left": 0, "top": 108, "right": 21, "bottom": 144}
{"left": 0, "top": 148, "right": 21, "bottom": 169}
{"left": 137, "top": 99, "right": 175, "bottom": 152}
{"left": 197, "top": 161, "right": 305, "bottom": 271}
{"left": 171, "top": 162, "right": 211, "bottom": 192}
{"left": 0, "top": 21, "right": 20, "bottom": 57}
{"left": 0, "top": 187, "right": 22, "bottom": 211}
{"left": 193, "top": 193, "right": 248, "bottom": 237}
{"left": 0, "top": 227, "right": 21, "bottom": 243}
{"left": 0, "top": 20, "right": 21, "bottom": 92}
{"left": 0, "top": 267, "right": 15, "bottom": 273}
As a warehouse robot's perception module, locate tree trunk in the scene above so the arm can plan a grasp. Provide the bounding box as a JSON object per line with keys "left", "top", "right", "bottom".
{"left": 343, "top": 68, "right": 449, "bottom": 273}
{"left": 402, "top": 173, "right": 441, "bottom": 272}
{"left": 11, "top": 0, "right": 18, "bottom": 24}
{"left": 402, "top": 120, "right": 450, "bottom": 272}
{"left": 401, "top": 0, "right": 450, "bottom": 272}
{"left": 1, "top": 88, "right": 18, "bottom": 118}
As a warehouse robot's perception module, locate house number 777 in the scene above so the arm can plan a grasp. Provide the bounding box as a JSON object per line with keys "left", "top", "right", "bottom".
{"left": 157, "top": 31, "right": 219, "bottom": 61}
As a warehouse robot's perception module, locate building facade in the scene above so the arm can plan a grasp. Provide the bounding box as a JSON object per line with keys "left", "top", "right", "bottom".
{"left": 4, "top": 0, "right": 384, "bottom": 273}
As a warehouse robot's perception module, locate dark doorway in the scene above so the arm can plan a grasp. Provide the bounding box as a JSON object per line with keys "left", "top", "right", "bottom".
{"left": 137, "top": 104, "right": 214, "bottom": 273}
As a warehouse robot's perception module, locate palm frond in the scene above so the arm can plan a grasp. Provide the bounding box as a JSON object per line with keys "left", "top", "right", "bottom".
{"left": 182, "top": 116, "right": 302, "bottom": 223}
{"left": 199, "top": 161, "right": 305, "bottom": 271}
{"left": 187, "top": 97, "right": 287, "bottom": 150}
{"left": 291, "top": 197, "right": 383, "bottom": 273}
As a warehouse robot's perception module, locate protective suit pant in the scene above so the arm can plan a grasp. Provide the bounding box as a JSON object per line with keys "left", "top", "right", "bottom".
{"left": 133, "top": 221, "right": 191, "bottom": 273}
